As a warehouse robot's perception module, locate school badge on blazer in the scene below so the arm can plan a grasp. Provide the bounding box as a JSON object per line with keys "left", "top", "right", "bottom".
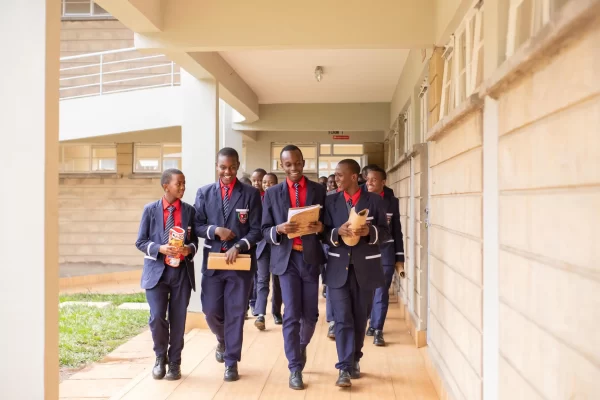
{"left": 236, "top": 208, "right": 249, "bottom": 224}
{"left": 386, "top": 213, "right": 393, "bottom": 226}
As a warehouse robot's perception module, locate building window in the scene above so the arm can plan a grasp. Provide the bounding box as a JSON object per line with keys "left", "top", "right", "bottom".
{"left": 271, "top": 143, "right": 318, "bottom": 173}
{"left": 59, "top": 144, "right": 117, "bottom": 173}
{"left": 318, "top": 144, "right": 364, "bottom": 177}
{"left": 404, "top": 106, "right": 413, "bottom": 153}
{"left": 62, "top": 0, "right": 110, "bottom": 17}
{"left": 134, "top": 144, "right": 182, "bottom": 173}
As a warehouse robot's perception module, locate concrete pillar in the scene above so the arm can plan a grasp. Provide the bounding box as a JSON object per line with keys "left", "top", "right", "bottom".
{"left": 0, "top": 1, "right": 60, "bottom": 398}
{"left": 180, "top": 70, "right": 219, "bottom": 320}
{"left": 219, "top": 100, "right": 244, "bottom": 173}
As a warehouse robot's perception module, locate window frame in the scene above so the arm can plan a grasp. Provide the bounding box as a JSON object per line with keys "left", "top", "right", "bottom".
{"left": 62, "top": 0, "right": 111, "bottom": 18}
{"left": 133, "top": 143, "right": 181, "bottom": 174}
{"left": 419, "top": 80, "right": 429, "bottom": 143}
{"left": 59, "top": 143, "right": 117, "bottom": 174}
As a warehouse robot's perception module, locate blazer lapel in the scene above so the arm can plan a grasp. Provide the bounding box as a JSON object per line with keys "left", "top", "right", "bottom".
{"left": 155, "top": 199, "right": 165, "bottom": 243}
{"left": 227, "top": 181, "right": 243, "bottom": 221}
{"left": 305, "top": 179, "right": 315, "bottom": 206}
{"left": 335, "top": 192, "right": 348, "bottom": 217}
{"left": 180, "top": 203, "right": 190, "bottom": 231}
{"left": 355, "top": 189, "right": 370, "bottom": 215}
{"left": 280, "top": 183, "right": 291, "bottom": 218}
{"left": 215, "top": 182, "right": 225, "bottom": 227}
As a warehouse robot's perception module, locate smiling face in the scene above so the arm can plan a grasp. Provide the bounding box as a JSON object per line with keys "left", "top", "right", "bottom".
{"left": 216, "top": 154, "right": 239, "bottom": 185}
{"left": 335, "top": 162, "right": 358, "bottom": 192}
{"left": 251, "top": 171, "right": 266, "bottom": 192}
{"left": 366, "top": 170, "right": 385, "bottom": 194}
{"left": 163, "top": 173, "right": 186, "bottom": 199}
{"left": 280, "top": 149, "right": 305, "bottom": 183}
{"left": 262, "top": 174, "right": 277, "bottom": 191}
{"left": 327, "top": 175, "right": 337, "bottom": 191}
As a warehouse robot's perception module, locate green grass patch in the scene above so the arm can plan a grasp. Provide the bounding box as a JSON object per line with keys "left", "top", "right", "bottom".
{"left": 59, "top": 292, "right": 146, "bottom": 306}
{"left": 59, "top": 305, "right": 149, "bottom": 368}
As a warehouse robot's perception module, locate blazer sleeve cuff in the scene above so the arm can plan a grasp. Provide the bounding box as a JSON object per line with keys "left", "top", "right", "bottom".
{"left": 239, "top": 238, "right": 251, "bottom": 251}
{"left": 330, "top": 228, "right": 340, "bottom": 247}
{"left": 147, "top": 242, "right": 159, "bottom": 260}
{"left": 270, "top": 226, "right": 281, "bottom": 245}
{"left": 396, "top": 252, "right": 405, "bottom": 263}
{"left": 207, "top": 225, "right": 217, "bottom": 240}
{"left": 368, "top": 225, "right": 379, "bottom": 245}
{"left": 189, "top": 243, "right": 197, "bottom": 257}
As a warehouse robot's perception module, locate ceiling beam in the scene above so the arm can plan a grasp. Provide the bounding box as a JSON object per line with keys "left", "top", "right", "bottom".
{"left": 95, "top": 0, "right": 163, "bottom": 32}
{"left": 233, "top": 103, "right": 390, "bottom": 132}
{"left": 124, "top": 0, "right": 435, "bottom": 51}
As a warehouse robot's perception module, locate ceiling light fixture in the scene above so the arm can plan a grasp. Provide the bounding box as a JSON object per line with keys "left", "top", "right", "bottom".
{"left": 314, "top": 66, "right": 324, "bottom": 82}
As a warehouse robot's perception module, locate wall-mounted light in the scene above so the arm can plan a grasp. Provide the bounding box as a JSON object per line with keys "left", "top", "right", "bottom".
{"left": 314, "top": 66, "right": 324, "bottom": 82}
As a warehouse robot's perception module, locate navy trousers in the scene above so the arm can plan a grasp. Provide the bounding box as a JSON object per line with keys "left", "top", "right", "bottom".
{"left": 369, "top": 265, "right": 396, "bottom": 330}
{"left": 277, "top": 250, "right": 320, "bottom": 372}
{"left": 329, "top": 265, "right": 374, "bottom": 371}
{"left": 254, "top": 252, "right": 283, "bottom": 316}
{"left": 201, "top": 269, "right": 253, "bottom": 367}
{"left": 326, "top": 284, "right": 334, "bottom": 322}
{"left": 145, "top": 264, "right": 192, "bottom": 364}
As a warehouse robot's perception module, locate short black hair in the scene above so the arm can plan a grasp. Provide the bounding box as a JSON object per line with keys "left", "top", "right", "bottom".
{"left": 265, "top": 173, "right": 278, "bottom": 183}
{"left": 161, "top": 168, "right": 183, "bottom": 186}
{"left": 338, "top": 159, "right": 361, "bottom": 175}
{"left": 240, "top": 177, "right": 252, "bottom": 185}
{"left": 328, "top": 174, "right": 336, "bottom": 179}
{"left": 280, "top": 144, "right": 303, "bottom": 159}
{"left": 369, "top": 166, "right": 387, "bottom": 180}
{"left": 319, "top": 176, "right": 327, "bottom": 180}
{"left": 362, "top": 164, "right": 378, "bottom": 173}
{"left": 217, "top": 147, "right": 240, "bottom": 163}
{"left": 253, "top": 168, "right": 268, "bottom": 176}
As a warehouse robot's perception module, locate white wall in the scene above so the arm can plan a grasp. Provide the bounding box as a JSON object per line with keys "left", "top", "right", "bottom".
{"left": 60, "top": 86, "right": 182, "bottom": 140}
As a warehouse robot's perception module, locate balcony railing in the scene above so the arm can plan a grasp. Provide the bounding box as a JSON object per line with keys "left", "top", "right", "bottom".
{"left": 60, "top": 48, "right": 180, "bottom": 100}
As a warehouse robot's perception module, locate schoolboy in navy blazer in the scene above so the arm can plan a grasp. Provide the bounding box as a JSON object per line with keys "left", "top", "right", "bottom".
{"left": 135, "top": 169, "right": 198, "bottom": 381}
{"left": 193, "top": 147, "right": 262, "bottom": 382}
{"left": 364, "top": 167, "right": 404, "bottom": 346}
{"left": 323, "top": 159, "right": 389, "bottom": 387}
{"left": 261, "top": 145, "right": 326, "bottom": 390}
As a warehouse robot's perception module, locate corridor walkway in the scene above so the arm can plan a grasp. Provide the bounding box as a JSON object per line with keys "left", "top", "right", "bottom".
{"left": 112, "top": 295, "right": 438, "bottom": 400}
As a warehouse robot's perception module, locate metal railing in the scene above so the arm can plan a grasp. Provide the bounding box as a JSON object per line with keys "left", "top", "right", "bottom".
{"left": 60, "top": 47, "right": 180, "bottom": 100}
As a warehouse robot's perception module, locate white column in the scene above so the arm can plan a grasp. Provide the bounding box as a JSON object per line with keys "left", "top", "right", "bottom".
{"left": 219, "top": 100, "right": 243, "bottom": 172}
{"left": 181, "top": 70, "right": 219, "bottom": 314}
{"left": 0, "top": 1, "right": 60, "bottom": 399}
{"left": 483, "top": 96, "right": 499, "bottom": 400}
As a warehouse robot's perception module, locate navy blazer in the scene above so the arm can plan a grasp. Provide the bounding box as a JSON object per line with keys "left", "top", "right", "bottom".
{"left": 255, "top": 194, "right": 269, "bottom": 260}
{"left": 135, "top": 200, "right": 199, "bottom": 291}
{"left": 194, "top": 180, "right": 263, "bottom": 276}
{"left": 379, "top": 191, "right": 405, "bottom": 266}
{"left": 323, "top": 189, "right": 390, "bottom": 291}
{"left": 261, "top": 178, "right": 327, "bottom": 275}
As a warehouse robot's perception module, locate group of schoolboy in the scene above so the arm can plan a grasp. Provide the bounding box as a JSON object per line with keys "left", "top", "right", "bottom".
{"left": 135, "top": 145, "right": 404, "bottom": 389}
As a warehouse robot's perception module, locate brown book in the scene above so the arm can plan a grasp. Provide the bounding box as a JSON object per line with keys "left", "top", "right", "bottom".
{"left": 207, "top": 253, "right": 252, "bottom": 271}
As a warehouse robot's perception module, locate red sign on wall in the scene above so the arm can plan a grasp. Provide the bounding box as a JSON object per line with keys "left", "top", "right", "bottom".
{"left": 333, "top": 135, "right": 350, "bottom": 140}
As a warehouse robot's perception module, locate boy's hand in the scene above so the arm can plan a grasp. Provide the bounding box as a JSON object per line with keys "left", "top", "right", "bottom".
{"left": 225, "top": 246, "right": 240, "bottom": 264}
{"left": 159, "top": 245, "right": 179, "bottom": 257}
{"left": 395, "top": 261, "right": 405, "bottom": 278}
{"left": 309, "top": 221, "right": 324, "bottom": 234}
{"left": 337, "top": 222, "right": 354, "bottom": 237}
{"left": 276, "top": 221, "right": 299, "bottom": 235}
{"left": 179, "top": 245, "right": 193, "bottom": 257}
{"left": 216, "top": 227, "right": 236, "bottom": 241}
{"left": 354, "top": 224, "right": 370, "bottom": 237}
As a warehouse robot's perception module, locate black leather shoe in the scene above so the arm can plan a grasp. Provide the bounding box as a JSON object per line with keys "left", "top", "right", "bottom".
{"left": 224, "top": 365, "right": 239, "bottom": 382}
{"left": 335, "top": 370, "right": 352, "bottom": 387}
{"left": 215, "top": 343, "right": 225, "bottom": 363}
{"left": 301, "top": 347, "right": 307, "bottom": 369}
{"left": 289, "top": 371, "right": 304, "bottom": 390}
{"left": 366, "top": 327, "right": 375, "bottom": 336}
{"left": 165, "top": 362, "right": 182, "bottom": 380}
{"left": 273, "top": 314, "right": 283, "bottom": 325}
{"left": 327, "top": 323, "right": 335, "bottom": 339}
{"left": 152, "top": 356, "right": 168, "bottom": 379}
{"left": 255, "top": 315, "right": 266, "bottom": 331}
{"left": 351, "top": 361, "right": 360, "bottom": 379}
{"left": 374, "top": 329, "right": 385, "bottom": 346}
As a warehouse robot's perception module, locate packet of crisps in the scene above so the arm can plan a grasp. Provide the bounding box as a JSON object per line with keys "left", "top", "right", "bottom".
{"left": 166, "top": 226, "right": 185, "bottom": 267}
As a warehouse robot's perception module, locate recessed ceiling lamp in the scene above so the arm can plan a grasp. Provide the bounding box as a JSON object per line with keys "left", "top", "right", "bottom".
{"left": 314, "top": 66, "right": 324, "bottom": 82}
